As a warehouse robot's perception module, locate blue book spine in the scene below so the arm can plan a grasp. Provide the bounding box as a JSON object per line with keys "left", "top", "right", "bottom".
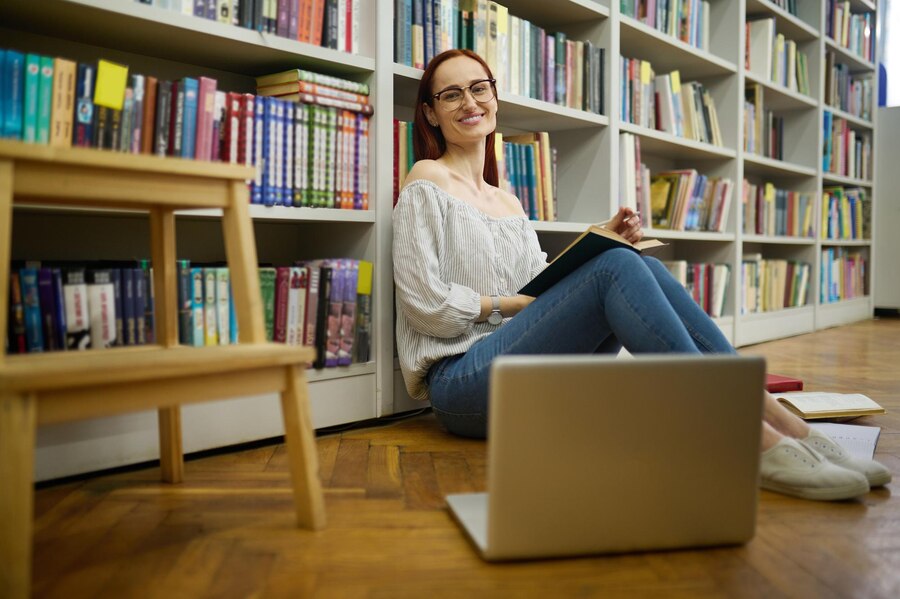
{"left": 0, "top": 50, "right": 7, "bottom": 137}
{"left": 132, "top": 267, "right": 146, "bottom": 345}
{"left": 228, "top": 282, "right": 239, "bottom": 344}
{"left": 23, "top": 54, "right": 40, "bottom": 142}
{"left": 423, "top": 0, "right": 434, "bottom": 66}
{"left": 180, "top": 77, "right": 199, "bottom": 159}
{"left": 283, "top": 100, "right": 294, "bottom": 208}
{"left": 51, "top": 268, "right": 67, "bottom": 350}
{"left": 2, "top": 50, "right": 25, "bottom": 139}
{"left": 262, "top": 97, "right": 275, "bottom": 207}
{"left": 273, "top": 98, "right": 284, "bottom": 206}
{"left": 20, "top": 267, "right": 44, "bottom": 352}
{"left": 250, "top": 95, "right": 264, "bottom": 205}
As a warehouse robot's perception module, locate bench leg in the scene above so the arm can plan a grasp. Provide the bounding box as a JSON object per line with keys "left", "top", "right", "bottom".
{"left": 280, "top": 365, "right": 326, "bottom": 530}
{"left": 158, "top": 406, "right": 184, "bottom": 483}
{"left": 0, "top": 391, "right": 37, "bottom": 599}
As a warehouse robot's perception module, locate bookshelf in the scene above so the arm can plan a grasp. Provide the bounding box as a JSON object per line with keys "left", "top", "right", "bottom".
{"left": 1, "top": 0, "right": 881, "bottom": 478}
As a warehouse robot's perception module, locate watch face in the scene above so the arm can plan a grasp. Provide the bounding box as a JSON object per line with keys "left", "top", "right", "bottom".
{"left": 488, "top": 311, "right": 503, "bottom": 325}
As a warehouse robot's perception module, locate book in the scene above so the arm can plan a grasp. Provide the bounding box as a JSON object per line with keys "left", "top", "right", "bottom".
{"left": 86, "top": 269, "right": 117, "bottom": 349}
{"left": 808, "top": 422, "right": 881, "bottom": 460}
{"left": 519, "top": 224, "right": 665, "bottom": 297}
{"left": 774, "top": 392, "right": 885, "bottom": 420}
{"left": 63, "top": 267, "right": 91, "bottom": 350}
{"left": 765, "top": 373, "right": 803, "bottom": 393}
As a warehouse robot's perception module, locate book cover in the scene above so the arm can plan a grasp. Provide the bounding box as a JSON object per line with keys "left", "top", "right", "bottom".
{"left": 203, "top": 267, "right": 218, "bottom": 346}
{"left": 121, "top": 267, "right": 136, "bottom": 345}
{"left": 1, "top": 50, "right": 25, "bottom": 139}
{"left": 190, "top": 267, "right": 205, "bottom": 346}
{"left": 110, "top": 268, "right": 123, "bottom": 346}
{"left": 338, "top": 259, "right": 358, "bottom": 365}
{"left": 50, "top": 268, "right": 68, "bottom": 350}
{"left": 133, "top": 266, "right": 147, "bottom": 345}
{"left": 37, "top": 267, "right": 61, "bottom": 351}
{"left": 774, "top": 392, "right": 885, "bottom": 421}
{"left": 177, "top": 259, "right": 192, "bottom": 345}
{"left": 23, "top": 54, "right": 40, "bottom": 143}
{"left": 63, "top": 268, "right": 91, "bottom": 350}
{"left": 73, "top": 63, "right": 96, "bottom": 147}
{"left": 141, "top": 75, "right": 158, "bottom": 154}
{"left": 87, "top": 269, "right": 117, "bottom": 349}
{"left": 259, "top": 267, "right": 277, "bottom": 342}
{"left": 354, "top": 259, "right": 372, "bottom": 363}
{"left": 7, "top": 271, "right": 27, "bottom": 353}
{"left": 313, "top": 264, "right": 333, "bottom": 368}
{"left": 48, "top": 58, "right": 76, "bottom": 148}
{"left": 286, "top": 265, "right": 302, "bottom": 346}
{"left": 140, "top": 261, "right": 155, "bottom": 344}
{"left": 216, "top": 267, "right": 230, "bottom": 346}
{"left": 180, "top": 77, "right": 199, "bottom": 159}
{"left": 324, "top": 261, "right": 344, "bottom": 366}
{"left": 766, "top": 373, "right": 803, "bottom": 393}
{"left": 273, "top": 266, "right": 291, "bottom": 343}
{"left": 36, "top": 55, "right": 53, "bottom": 144}
{"left": 519, "top": 225, "right": 665, "bottom": 297}
{"left": 20, "top": 267, "right": 44, "bottom": 352}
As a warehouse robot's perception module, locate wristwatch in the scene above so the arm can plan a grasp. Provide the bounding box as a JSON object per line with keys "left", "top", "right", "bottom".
{"left": 488, "top": 295, "right": 503, "bottom": 325}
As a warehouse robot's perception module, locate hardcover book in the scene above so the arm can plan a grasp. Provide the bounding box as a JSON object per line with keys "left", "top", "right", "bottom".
{"left": 774, "top": 392, "right": 885, "bottom": 421}
{"left": 519, "top": 225, "right": 665, "bottom": 297}
{"left": 63, "top": 268, "right": 91, "bottom": 350}
{"left": 87, "top": 269, "right": 117, "bottom": 349}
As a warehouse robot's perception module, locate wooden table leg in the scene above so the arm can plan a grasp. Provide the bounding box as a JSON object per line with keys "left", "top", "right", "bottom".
{"left": 280, "top": 365, "right": 326, "bottom": 530}
{"left": 0, "top": 391, "right": 37, "bottom": 599}
{"left": 158, "top": 406, "right": 184, "bottom": 484}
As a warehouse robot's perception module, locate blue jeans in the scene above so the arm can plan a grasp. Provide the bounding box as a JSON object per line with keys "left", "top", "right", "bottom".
{"left": 426, "top": 249, "right": 736, "bottom": 438}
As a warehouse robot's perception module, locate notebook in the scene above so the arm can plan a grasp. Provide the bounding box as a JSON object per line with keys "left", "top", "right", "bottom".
{"left": 446, "top": 354, "right": 766, "bottom": 561}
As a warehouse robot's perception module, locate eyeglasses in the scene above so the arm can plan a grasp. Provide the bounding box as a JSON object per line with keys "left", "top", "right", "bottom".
{"left": 432, "top": 79, "right": 497, "bottom": 111}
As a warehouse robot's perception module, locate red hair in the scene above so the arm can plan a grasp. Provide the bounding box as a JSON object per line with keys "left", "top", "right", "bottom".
{"left": 413, "top": 49, "right": 499, "bottom": 187}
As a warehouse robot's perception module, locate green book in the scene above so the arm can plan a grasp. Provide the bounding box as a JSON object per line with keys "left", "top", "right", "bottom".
{"left": 259, "top": 267, "right": 276, "bottom": 342}
{"left": 36, "top": 55, "right": 53, "bottom": 144}
{"left": 519, "top": 225, "right": 665, "bottom": 297}
{"left": 23, "top": 54, "right": 40, "bottom": 142}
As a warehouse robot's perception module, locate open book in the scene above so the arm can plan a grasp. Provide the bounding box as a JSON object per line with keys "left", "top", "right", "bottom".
{"left": 774, "top": 392, "right": 886, "bottom": 420}
{"left": 520, "top": 224, "right": 665, "bottom": 297}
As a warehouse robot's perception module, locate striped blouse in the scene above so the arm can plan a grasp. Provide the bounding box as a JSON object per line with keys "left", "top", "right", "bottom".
{"left": 393, "top": 179, "right": 548, "bottom": 401}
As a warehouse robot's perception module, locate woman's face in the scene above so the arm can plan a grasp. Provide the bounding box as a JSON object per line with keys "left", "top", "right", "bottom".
{"left": 424, "top": 55, "right": 498, "bottom": 147}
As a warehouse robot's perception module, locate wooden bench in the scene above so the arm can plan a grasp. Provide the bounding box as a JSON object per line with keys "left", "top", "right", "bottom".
{"left": 0, "top": 140, "right": 326, "bottom": 599}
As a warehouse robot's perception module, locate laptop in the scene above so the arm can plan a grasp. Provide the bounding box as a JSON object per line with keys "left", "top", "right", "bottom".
{"left": 446, "top": 354, "right": 766, "bottom": 561}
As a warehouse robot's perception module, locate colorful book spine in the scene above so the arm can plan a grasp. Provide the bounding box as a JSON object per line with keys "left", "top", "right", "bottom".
{"left": 20, "top": 267, "right": 44, "bottom": 352}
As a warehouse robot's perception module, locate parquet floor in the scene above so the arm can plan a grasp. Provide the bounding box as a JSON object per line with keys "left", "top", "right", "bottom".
{"left": 30, "top": 318, "right": 900, "bottom": 598}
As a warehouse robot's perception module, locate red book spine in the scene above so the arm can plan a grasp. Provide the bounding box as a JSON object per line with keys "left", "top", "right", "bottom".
{"left": 273, "top": 267, "right": 291, "bottom": 343}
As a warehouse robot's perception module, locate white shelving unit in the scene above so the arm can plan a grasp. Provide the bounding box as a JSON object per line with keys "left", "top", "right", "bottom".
{"left": 3, "top": 0, "right": 880, "bottom": 479}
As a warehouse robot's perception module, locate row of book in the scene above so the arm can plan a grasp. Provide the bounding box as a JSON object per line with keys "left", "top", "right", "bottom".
{"left": 823, "top": 112, "right": 872, "bottom": 181}
{"left": 741, "top": 181, "right": 815, "bottom": 238}
{"left": 822, "top": 186, "right": 869, "bottom": 241}
{"left": 745, "top": 17, "right": 811, "bottom": 95}
{"left": 619, "top": 133, "right": 732, "bottom": 233}
{"left": 767, "top": 0, "right": 797, "bottom": 15}
{"left": 8, "top": 263, "right": 156, "bottom": 354}
{"left": 741, "top": 256, "right": 811, "bottom": 314}
{"left": 820, "top": 247, "right": 866, "bottom": 304}
{"left": 0, "top": 47, "right": 374, "bottom": 210}
{"left": 137, "top": 0, "right": 362, "bottom": 54}
{"left": 661, "top": 260, "right": 730, "bottom": 319}
{"left": 394, "top": 1, "right": 605, "bottom": 114}
{"left": 619, "top": 0, "right": 711, "bottom": 51}
{"left": 826, "top": 1, "right": 875, "bottom": 63}
{"left": 6, "top": 259, "right": 375, "bottom": 368}
{"left": 620, "top": 58, "right": 724, "bottom": 146}
{"left": 744, "top": 83, "right": 785, "bottom": 160}
{"left": 393, "top": 119, "right": 559, "bottom": 221}
{"left": 258, "top": 259, "right": 374, "bottom": 367}
{"left": 824, "top": 52, "right": 873, "bottom": 120}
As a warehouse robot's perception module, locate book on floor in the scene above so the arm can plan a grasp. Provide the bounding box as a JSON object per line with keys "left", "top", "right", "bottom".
{"left": 774, "top": 392, "right": 885, "bottom": 420}
{"left": 519, "top": 224, "right": 665, "bottom": 297}
{"left": 765, "top": 373, "right": 803, "bottom": 392}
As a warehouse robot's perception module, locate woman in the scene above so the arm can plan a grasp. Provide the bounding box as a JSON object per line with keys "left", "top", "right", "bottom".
{"left": 392, "top": 49, "right": 890, "bottom": 501}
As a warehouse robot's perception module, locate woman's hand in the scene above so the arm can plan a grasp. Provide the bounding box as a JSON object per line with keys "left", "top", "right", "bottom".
{"left": 605, "top": 207, "right": 644, "bottom": 244}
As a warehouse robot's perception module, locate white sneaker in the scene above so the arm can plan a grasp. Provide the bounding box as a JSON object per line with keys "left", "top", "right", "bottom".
{"left": 760, "top": 437, "right": 869, "bottom": 501}
{"left": 801, "top": 428, "right": 892, "bottom": 487}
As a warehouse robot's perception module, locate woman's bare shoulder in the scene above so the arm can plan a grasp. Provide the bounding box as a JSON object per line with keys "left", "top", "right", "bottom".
{"left": 404, "top": 160, "right": 451, "bottom": 188}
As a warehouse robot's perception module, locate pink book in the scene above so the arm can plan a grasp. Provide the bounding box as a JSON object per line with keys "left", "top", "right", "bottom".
{"left": 194, "top": 76, "right": 217, "bottom": 161}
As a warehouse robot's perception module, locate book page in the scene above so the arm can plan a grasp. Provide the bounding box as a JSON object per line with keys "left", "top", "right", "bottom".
{"left": 775, "top": 392, "right": 885, "bottom": 415}
{"left": 809, "top": 422, "right": 881, "bottom": 460}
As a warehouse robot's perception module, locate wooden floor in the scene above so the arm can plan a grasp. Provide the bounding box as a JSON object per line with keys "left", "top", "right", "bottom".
{"left": 31, "top": 318, "right": 900, "bottom": 598}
